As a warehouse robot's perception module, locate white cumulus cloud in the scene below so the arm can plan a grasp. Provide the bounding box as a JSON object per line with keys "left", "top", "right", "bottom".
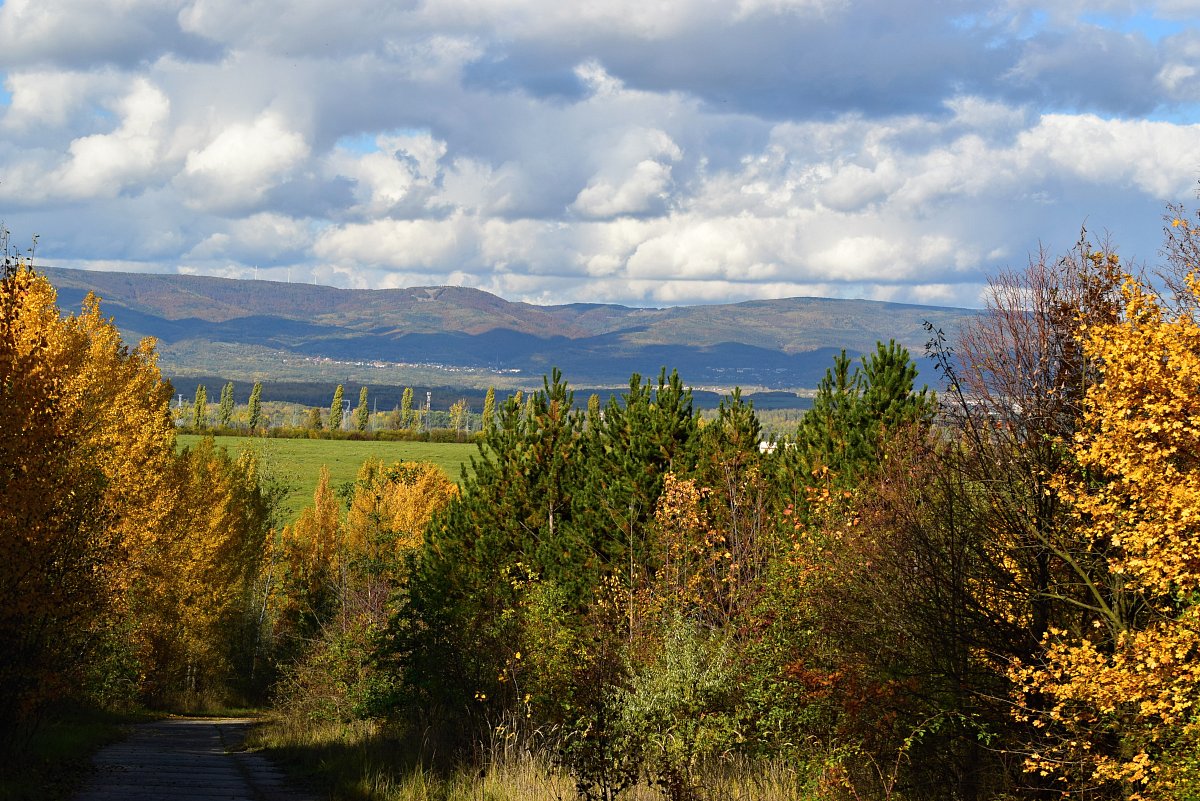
{"left": 176, "top": 112, "right": 310, "bottom": 212}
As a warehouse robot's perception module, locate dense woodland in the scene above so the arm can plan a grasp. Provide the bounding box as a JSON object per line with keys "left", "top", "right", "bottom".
{"left": 6, "top": 211, "right": 1200, "bottom": 801}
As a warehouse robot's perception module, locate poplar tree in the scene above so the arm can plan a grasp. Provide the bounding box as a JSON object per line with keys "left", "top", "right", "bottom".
{"left": 247, "top": 381, "right": 263, "bottom": 430}
{"left": 482, "top": 386, "right": 495, "bottom": 431}
{"left": 399, "top": 387, "right": 413, "bottom": 430}
{"left": 218, "top": 381, "right": 235, "bottom": 428}
{"left": 449, "top": 399, "right": 468, "bottom": 433}
{"left": 330, "top": 384, "right": 344, "bottom": 431}
{"left": 354, "top": 386, "right": 369, "bottom": 432}
{"left": 193, "top": 385, "right": 208, "bottom": 429}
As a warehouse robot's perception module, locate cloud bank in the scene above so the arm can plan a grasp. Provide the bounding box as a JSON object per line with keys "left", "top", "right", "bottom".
{"left": 2, "top": 0, "right": 1199, "bottom": 307}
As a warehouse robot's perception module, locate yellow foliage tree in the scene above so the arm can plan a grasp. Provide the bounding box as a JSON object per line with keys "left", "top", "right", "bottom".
{"left": 2, "top": 260, "right": 283, "bottom": 721}
{"left": 0, "top": 262, "right": 177, "bottom": 727}
{"left": 136, "top": 440, "right": 274, "bottom": 703}
{"left": 339, "top": 459, "right": 458, "bottom": 622}
{"left": 273, "top": 465, "right": 341, "bottom": 645}
{"left": 1012, "top": 272, "right": 1200, "bottom": 799}
{"left": 346, "top": 459, "right": 458, "bottom": 556}
{"left": 269, "top": 460, "right": 456, "bottom": 722}
{"left": 650, "top": 469, "right": 776, "bottom": 631}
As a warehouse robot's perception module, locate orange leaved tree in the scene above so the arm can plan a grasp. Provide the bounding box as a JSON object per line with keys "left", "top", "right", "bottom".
{"left": 0, "top": 259, "right": 176, "bottom": 736}
{"left": 1012, "top": 267, "right": 1200, "bottom": 799}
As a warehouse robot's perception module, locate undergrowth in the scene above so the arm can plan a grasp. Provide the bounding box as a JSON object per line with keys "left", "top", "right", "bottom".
{"left": 246, "top": 715, "right": 818, "bottom": 801}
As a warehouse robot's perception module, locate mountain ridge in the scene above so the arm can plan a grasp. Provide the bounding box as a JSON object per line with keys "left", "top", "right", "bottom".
{"left": 42, "top": 266, "right": 976, "bottom": 391}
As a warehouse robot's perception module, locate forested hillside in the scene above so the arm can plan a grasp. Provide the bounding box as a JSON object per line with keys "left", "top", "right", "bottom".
{"left": 43, "top": 266, "right": 973, "bottom": 390}
{"left": 8, "top": 210, "right": 1200, "bottom": 801}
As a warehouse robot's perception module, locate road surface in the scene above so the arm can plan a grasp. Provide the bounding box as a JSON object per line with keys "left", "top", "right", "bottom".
{"left": 73, "top": 718, "right": 320, "bottom": 801}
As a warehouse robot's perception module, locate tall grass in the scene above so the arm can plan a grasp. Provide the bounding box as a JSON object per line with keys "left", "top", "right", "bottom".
{"left": 247, "top": 715, "right": 821, "bottom": 801}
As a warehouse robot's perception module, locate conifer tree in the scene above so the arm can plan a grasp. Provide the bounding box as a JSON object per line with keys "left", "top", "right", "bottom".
{"left": 330, "top": 384, "right": 344, "bottom": 431}
{"left": 218, "top": 381, "right": 235, "bottom": 428}
{"left": 193, "top": 385, "right": 208, "bottom": 429}
{"left": 573, "top": 370, "right": 699, "bottom": 579}
{"left": 247, "top": 381, "right": 263, "bottom": 430}
{"left": 859, "top": 339, "right": 932, "bottom": 432}
{"left": 792, "top": 350, "right": 863, "bottom": 480}
{"left": 790, "top": 343, "right": 930, "bottom": 491}
{"left": 354, "top": 386, "right": 369, "bottom": 432}
{"left": 394, "top": 371, "right": 585, "bottom": 730}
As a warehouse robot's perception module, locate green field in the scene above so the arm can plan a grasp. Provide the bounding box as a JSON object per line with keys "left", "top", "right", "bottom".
{"left": 176, "top": 435, "right": 477, "bottom": 524}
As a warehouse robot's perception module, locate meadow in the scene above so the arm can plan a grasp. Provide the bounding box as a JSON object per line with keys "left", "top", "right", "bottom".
{"left": 176, "top": 435, "right": 477, "bottom": 523}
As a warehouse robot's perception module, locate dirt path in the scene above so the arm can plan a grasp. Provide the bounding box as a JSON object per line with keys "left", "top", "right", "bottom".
{"left": 72, "top": 718, "right": 320, "bottom": 801}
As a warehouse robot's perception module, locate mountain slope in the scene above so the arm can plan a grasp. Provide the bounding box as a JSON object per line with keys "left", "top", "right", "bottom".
{"left": 44, "top": 267, "right": 975, "bottom": 390}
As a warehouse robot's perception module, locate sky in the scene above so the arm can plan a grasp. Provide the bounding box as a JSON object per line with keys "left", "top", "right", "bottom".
{"left": 2, "top": 0, "right": 1200, "bottom": 309}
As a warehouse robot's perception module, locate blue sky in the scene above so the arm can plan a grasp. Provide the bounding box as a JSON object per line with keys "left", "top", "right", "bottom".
{"left": 1, "top": 0, "right": 1199, "bottom": 308}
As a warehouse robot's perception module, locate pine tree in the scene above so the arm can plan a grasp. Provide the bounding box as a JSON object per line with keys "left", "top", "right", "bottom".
{"left": 247, "top": 381, "right": 263, "bottom": 430}
{"left": 793, "top": 350, "right": 862, "bottom": 478}
{"left": 218, "top": 381, "right": 235, "bottom": 428}
{"left": 573, "top": 370, "right": 700, "bottom": 581}
{"left": 859, "top": 339, "right": 932, "bottom": 432}
{"left": 482, "top": 386, "right": 496, "bottom": 431}
{"left": 354, "top": 386, "right": 369, "bottom": 432}
{"left": 330, "top": 384, "right": 344, "bottom": 431}
{"left": 393, "top": 370, "right": 585, "bottom": 729}
{"left": 790, "top": 343, "right": 930, "bottom": 490}
{"left": 193, "top": 385, "right": 208, "bottom": 429}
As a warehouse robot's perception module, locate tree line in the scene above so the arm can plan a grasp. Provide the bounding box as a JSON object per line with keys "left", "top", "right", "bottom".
{"left": 176, "top": 380, "right": 493, "bottom": 438}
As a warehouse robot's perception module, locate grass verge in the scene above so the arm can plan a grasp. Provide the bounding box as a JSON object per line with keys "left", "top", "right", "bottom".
{"left": 247, "top": 716, "right": 577, "bottom": 801}
{"left": 0, "top": 708, "right": 160, "bottom": 801}
{"left": 247, "top": 716, "right": 817, "bottom": 801}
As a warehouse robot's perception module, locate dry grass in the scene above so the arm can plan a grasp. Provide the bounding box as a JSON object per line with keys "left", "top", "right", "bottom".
{"left": 247, "top": 715, "right": 822, "bottom": 801}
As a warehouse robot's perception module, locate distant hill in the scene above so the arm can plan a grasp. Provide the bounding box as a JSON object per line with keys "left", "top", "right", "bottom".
{"left": 43, "top": 267, "right": 975, "bottom": 395}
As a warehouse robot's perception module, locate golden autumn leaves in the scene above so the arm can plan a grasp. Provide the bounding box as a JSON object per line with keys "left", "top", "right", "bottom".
{"left": 1012, "top": 269, "right": 1200, "bottom": 798}
{"left": 0, "top": 262, "right": 286, "bottom": 718}
{"left": 0, "top": 261, "right": 458, "bottom": 728}
{"left": 0, "top": 262, "right": 179, "bottom": 723}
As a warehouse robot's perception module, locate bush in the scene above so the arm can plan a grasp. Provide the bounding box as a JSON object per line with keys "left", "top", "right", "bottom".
{"left": 623, "top": 616, "right": 739, "bottom": 801}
